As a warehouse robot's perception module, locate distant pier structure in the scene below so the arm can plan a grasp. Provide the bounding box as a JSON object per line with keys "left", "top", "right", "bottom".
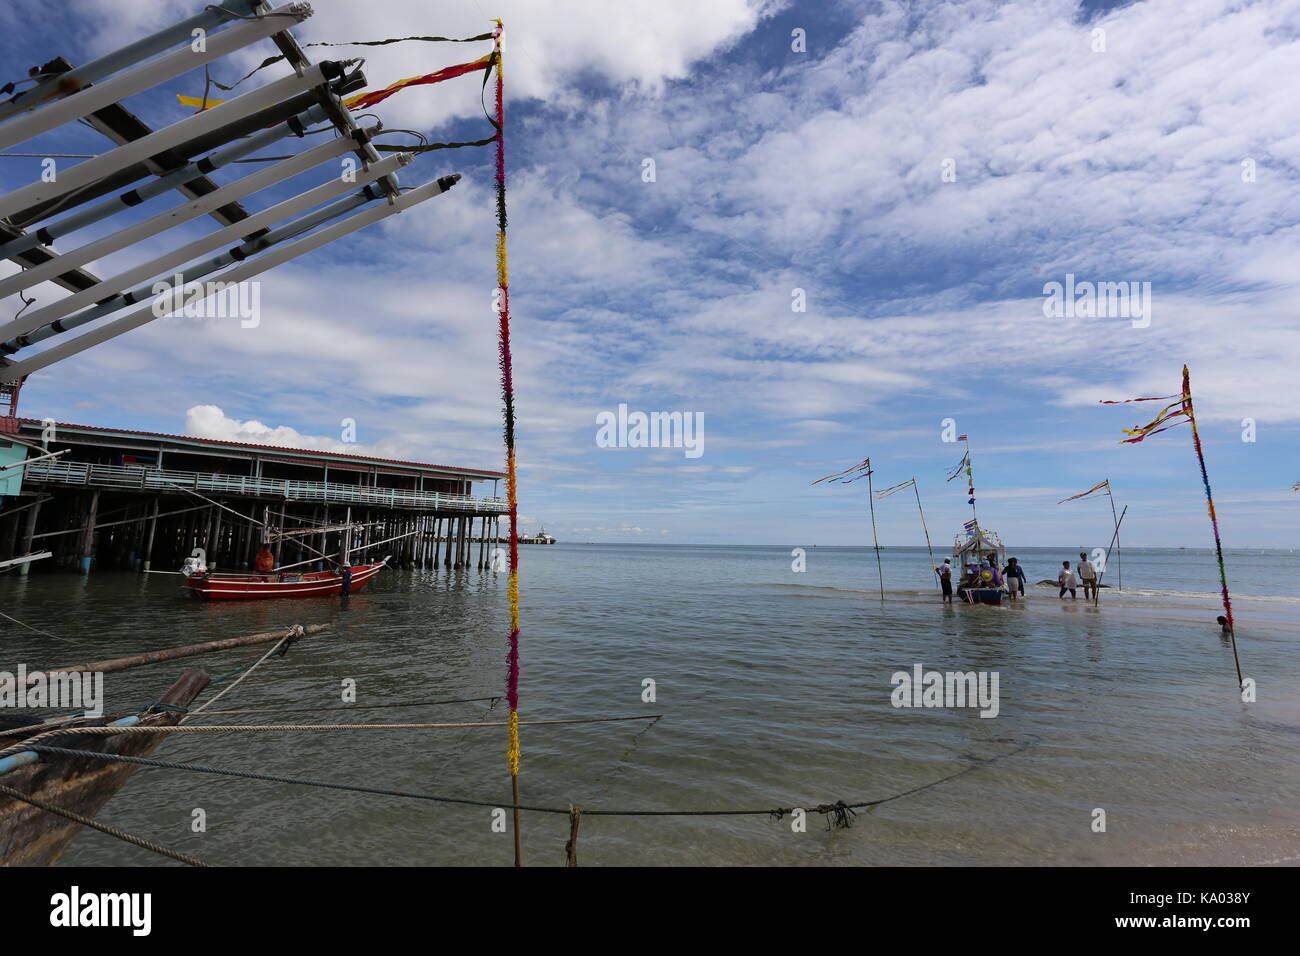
{"left": 0, "top": 417, "right": 507, "bottom": 574}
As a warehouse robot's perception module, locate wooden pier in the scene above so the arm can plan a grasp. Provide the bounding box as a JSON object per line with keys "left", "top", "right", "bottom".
{"left": 0, "top": 419, "right": 508, "bottom": 574}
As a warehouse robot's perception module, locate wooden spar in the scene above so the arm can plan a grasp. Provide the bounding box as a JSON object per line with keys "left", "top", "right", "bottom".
{"left": 31, "top": 501, "right": 207, "bottom": 540}
{"left": 1107, "top": 480, "right": 1122, "bottom": 591}
{"left": 30, "top": 624, "right": 330, "bottom": 677}
{"left": 18, "top": 498, "right": 42, "bottom": 575}
{"left": 0, "top": 448, "right": 67, "bottom": 477}
{"left": 912, "top": 478, "right": 937, "bottom": 591}
{"left": 0, "top": 551, "right": 52, "bottom": 571}
{"left": 0, "top": 495, "right": 52, "bottom": 521}
{"left": 865, "top": 460, "right": 885, "bottom": 603}
{"left": 1092, "top": 505, "right": 1127, "bottom": 607}
{"left": 273, "top": 526, "right": 415, "bottom": 572}
{"left": 268, "top": 519, "right": 374, "bottom": 541}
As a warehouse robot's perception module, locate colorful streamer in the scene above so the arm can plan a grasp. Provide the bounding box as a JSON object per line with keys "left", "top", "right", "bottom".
{"left": 177, "top": 54, "right": 493, "bottom": 111}
{"left": 1099, "top": 391, "right": 1190, "bottom": 444}
{"left": 485, "top": 22, "right": 522, "bottom": 864}
{"left": 1101, "top": 367, "right": 1242, "bottom": 685}
{"left": 1057, "top": 479, "right": 1111, "bottom": 504}
{"left": 873, "top": 477, "right": 916, "bottom": 499}
{"left": 348, "top": 55, "right": 495, "bottom": 111}
{"left": 944, "top": 451, "right": 970, "bottom": 482}
{"left": 811, "top": 458, "right": 873, "bottom": 485}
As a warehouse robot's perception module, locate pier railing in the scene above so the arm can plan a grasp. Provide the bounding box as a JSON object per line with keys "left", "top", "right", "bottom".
{"left": 22, "top": 459, "right": 507, "bottom": 513}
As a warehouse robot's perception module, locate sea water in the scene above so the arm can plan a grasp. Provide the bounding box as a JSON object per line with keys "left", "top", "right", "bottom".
{"left": 2, "top": 544, "right": 1297, "bottom": 866}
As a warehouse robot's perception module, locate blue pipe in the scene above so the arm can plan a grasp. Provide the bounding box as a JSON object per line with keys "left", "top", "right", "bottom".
{"left": 0, "top": 715, "right": 139, "bottom": 776}
{"left": 1, "top": 185, "right": 384, "bottom": 355}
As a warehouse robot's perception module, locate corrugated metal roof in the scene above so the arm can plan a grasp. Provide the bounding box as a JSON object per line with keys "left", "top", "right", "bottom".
{"left": 17, "top": 418, "right": 505, "bottom": 479}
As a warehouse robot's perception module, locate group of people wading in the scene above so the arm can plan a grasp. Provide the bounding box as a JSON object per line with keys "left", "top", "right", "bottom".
{"left": 932, "top": 551, "right": 1100, "bottom": 603}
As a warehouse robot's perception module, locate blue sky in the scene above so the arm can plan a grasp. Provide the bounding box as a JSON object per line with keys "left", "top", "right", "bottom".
{"left": 1, "top": 0, "right": 1297, "bottom": 547}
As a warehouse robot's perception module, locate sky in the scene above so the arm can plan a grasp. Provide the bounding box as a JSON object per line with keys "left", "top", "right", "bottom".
{"left": 1, "top": 0, "right": 1297, "bottom": 548}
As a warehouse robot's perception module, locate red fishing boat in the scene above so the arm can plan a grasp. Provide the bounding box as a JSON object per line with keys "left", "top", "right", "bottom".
{"left": 182, "top": 557, "right": 388, "bottom": 600}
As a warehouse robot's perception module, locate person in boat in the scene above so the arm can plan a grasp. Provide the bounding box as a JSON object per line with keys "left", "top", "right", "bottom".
{"left": 254, "top": 545, "right": 275, "bottom": 574}
{"left": 1058, "top": 560, "right": 1077, "bottom": 599}
{"left": 1003, "top": 557, "right": 1026, "bottom": 600}
{"left": 955, "top": 564, "right": 975, "bottom": 601}
{"left": 935, "top": 558, "right": 954, "bottom": 604}
{"left": 974, "top": 557, "right": 1000, "bottom": 588}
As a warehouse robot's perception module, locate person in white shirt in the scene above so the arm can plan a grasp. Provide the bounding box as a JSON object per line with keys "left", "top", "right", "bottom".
{"left": 1058, "top": 560, "right": 1077, "bottom": 599}
{"left": 1077, "top": 551, "right": 1097, "bottom": 599}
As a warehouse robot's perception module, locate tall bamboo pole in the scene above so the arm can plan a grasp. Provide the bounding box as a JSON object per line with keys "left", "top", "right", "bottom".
{"left": 1093, "top": 505, "right": 1126, "bottom": 607}
{"left": 912, "top": 478, "right": 937, "bottom": 591}
{"left": 1183, "top": 366, "right": 1242, "bottom": 687}
{"left": 1107, "top": 482, "right": 1122, "bottom": 591}
{"left": 865, "top": 460, "right": 885, "bottom": 603}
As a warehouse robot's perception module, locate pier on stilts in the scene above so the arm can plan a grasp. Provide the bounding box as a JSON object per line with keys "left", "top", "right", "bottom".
{"left": 0, "top": 418, "right": 506, "bottom": 574}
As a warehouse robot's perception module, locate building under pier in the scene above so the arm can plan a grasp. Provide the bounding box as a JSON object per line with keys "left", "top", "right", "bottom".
{"left": 0, "top": 418, "right": 507, "bottom": 574}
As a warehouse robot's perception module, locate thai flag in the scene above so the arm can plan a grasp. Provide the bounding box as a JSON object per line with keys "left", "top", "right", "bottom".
{"left": 957, "top": 434, "right": 968, "bottom": 441}
{"left": 963, "top": 519, "right": 977, "bottom": 532}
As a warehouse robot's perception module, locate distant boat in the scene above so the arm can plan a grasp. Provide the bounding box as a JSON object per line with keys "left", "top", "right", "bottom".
{"left": 953, "top": 526, "right": 1006, "bottom": 605}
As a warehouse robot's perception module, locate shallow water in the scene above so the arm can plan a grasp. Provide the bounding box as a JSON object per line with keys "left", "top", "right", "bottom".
{"left": 2, "top": 544, "right": 1297, "bottom": 866}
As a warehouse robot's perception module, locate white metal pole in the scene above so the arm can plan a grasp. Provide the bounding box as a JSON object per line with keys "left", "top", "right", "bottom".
{"left": 0, "top": 99, "right": 336, "bottom": 261}
{"left": 3, "top": 174, "right": 394, "bottom": 350}
{"left": 0, "top": 132, "right": 369, "bottom": 300}
{"left": 0, "top": 0, "right": 259, "bottom": 124}
{"left": 0, "top": 61, "right": 333, "bottom": 221}
{"left": 1, "top": 173, "right": 460, "bottom": 380}
{"left": 0, "top": 3, "right": 311, "bottom": 151}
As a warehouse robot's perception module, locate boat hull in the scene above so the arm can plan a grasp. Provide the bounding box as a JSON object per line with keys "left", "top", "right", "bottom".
{"left": 0, "top": 671, "right": 209, "bottom": 867}
{"left": 959, "top": 587, "right": 1004, "bottom": 605}
{"left": 185, "top": 562, "right": 385, "bottom": 600}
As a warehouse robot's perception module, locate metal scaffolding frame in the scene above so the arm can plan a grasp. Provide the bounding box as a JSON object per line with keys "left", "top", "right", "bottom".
{"left": 0, "top": 0, "right": 461, "bottom": 386}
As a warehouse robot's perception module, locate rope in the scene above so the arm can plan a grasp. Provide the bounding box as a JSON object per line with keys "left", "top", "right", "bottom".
{"left": 24, "top": 735, "right": 1037, "bottom": 829}
{"left": 0, "top": 714, "right": 664, "bottom": 760}
{"left": 183, "top": 627, "right": 301, "bottom": 721}
{"left": 0, "top": 609, "right": 73, "bottom": 643}
{"left": 0, "top": 781, "right": 211, "bottom": 866}
{"left": 194, "top": 695, "right": 501, "bottom": 716}
{"left": 204, "top": 31, "right": 495, "bottom": 92}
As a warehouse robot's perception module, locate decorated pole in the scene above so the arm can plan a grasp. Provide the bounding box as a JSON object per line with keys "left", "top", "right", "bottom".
{"left": 1182, "top": 366, "right": 1242, "bottom": 686}
{"left": 1101, "top": 365, "right": 1242, "bottom": 688}
{"left": 490, "top": 20, "right": 524, "bottom": 866}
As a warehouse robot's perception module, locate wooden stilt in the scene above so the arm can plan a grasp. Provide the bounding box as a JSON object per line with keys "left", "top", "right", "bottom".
{"left": 78, "top": 489, "right": 100, "bottom": 574}
{"left": 17, "top": 496, "right": 42, "bottom": 576}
